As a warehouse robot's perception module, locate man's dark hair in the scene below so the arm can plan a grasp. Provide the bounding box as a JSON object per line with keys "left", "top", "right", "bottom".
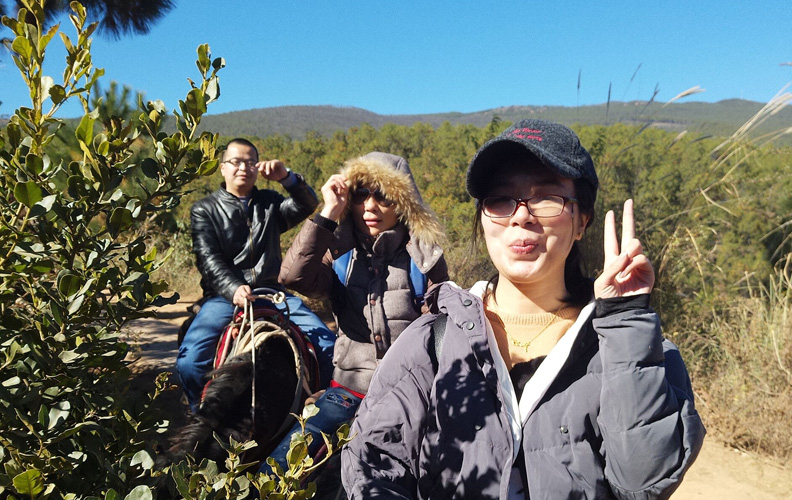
{"left": 222, "top": 138, "right": 259, "bottom": 161}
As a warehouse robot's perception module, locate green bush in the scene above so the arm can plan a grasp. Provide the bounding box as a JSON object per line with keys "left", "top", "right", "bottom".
{"left": 0, "top": 1, "right": 223, "bottom": 497}
{"left": 157, "top": 405, "right": 352, "bottom": 500}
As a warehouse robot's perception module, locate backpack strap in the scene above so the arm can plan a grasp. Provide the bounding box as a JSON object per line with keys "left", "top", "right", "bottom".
{"left": 332, "top": 249, "right": 354, "bottom": 286}
{"left": 409, "top": 259, "right": 428, "bottom": 305}
{"left": 429, "top": 313, "right": 448, "bottom": 372}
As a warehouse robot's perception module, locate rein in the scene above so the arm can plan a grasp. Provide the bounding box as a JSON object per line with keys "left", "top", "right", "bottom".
{"left": 228, "top": 291, "right": 306, "bottom": 440}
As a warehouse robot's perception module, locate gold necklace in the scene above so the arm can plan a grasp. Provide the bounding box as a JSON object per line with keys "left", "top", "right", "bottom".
{"left": 505, "top": 306, "right": 567, "bottom": 352}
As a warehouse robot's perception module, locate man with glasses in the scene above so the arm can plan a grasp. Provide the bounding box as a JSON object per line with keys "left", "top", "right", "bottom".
{"left": 177, "top": 138, "right": 335, "bottom": 412}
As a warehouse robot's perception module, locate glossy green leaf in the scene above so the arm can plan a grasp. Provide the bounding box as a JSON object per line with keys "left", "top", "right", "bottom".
{"left": 123, "top": 485, "right": 153, "bottom": 500}
{"left": 14, "top": 181, "right": 44, "bottom": 207}
{"left": 39, "top": 23, "right": 59, "bottom": 52}
{"left": 140, "top": 158, "right": 159, "bottom": 180}
{"left": 57, "top": 270, "right": 81, "bottom": 297}
{"left": 41, "top": 76, "right": 54, "bottom": 102}
{"left": 59, "top": 351, "right": 80, "bottom": 363}
{"left": 30, "top": 194, "right": 56, "bottom": 218}
{"left": 105, "top": 489, "right": 121, "bottom": 500}
{"left": 6, "top": 121, "right": 22, "bottom": 148}
{"left": 11, "top": 37, "right": 33, "bottom": 63}
{"left": 12, "top": 469, "right": 44, "bottom": 496}
{"left": 4, "top": 342, "right": 22, "bottom": 367}
{"left": 67, "top": 174, "right": 86, "bottom": 198}
{"left": 184, "top": 88, "right": 206, "bottom": 120}
{"left": 50, "top": 301, "right": 64, "bottom": 327}
{"left": 97, "top": 139, "right": 109, "bottom": 156}
{"left": 38, "top": 404, "right": 49, "bottom": 428}
{"left": 205, "top": 76, "right": 220, "bottom": 104}
{"left": 196, "top": 44, "right": 210, "bottom": 74}
{"left": 48, "top": 400, "right": 71, "bottom": 430}
{"left": 26, "top": 153, "right": 45, "bottom": 175}
{"left": 49, "top": 84, "right": 67, "bottom": 104}
{"left": 148, "top": 99, "right": 166, "bottom": 114}
{"left": 130, "top": 450, "right": 154, "bottom": 470}
{"left": 197, "top": 159, "right": 219, "bottom": 176}
{"left": 67, "top": 293, "right": 85, "bottom": 315}
{"left": 59, "top": 31, "right": 74, "bottom": 52}
{"left": 108, "top": 207, "right": 133, "bottom": 236}
{"left": 75, "top": 113, "right": 94, "bottom": 146}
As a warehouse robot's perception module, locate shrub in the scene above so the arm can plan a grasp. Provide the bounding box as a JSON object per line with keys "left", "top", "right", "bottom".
{"left": 0, "top": 0, "right": 224, "bottom": 496}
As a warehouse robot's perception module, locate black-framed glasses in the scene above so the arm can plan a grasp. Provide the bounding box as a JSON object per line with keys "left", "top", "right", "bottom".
{"left": 350, "top": 186, "right": 394, "bottom": 207}
{"left": 223, "top": 158, "right": 257, "bottom": 170}
{"left": 481, "top": 195, "right": 578, "bottom": 218}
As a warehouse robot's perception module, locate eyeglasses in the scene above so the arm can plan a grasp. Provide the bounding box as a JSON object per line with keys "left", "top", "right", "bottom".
{"left": 350, "top": 186, "right": 394, "bottom": 207}
{"left": 481, "top": 195, "right": 578, "bottom": 218}
{"left": 222, "top": 158, "right": 257, "bottom": 170}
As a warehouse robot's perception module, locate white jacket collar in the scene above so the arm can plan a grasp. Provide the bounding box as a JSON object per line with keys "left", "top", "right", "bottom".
{"left": 468, "top": 281, "right": 595, "bottom": 460}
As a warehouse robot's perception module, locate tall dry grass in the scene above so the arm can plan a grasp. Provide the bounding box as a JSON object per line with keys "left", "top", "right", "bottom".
{"left": 661, "top": 88, "right": 792, "bottom": 463}
{"left": 685, "top": 255, "right": 792, "bottom": 462}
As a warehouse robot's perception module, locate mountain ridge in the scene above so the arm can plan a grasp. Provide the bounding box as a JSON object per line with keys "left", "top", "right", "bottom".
{"left": 196, "top": 99, "right": 792, "bottom": 144}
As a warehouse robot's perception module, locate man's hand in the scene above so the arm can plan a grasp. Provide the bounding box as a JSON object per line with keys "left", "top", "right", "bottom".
{"left": 257, "top": 159, "right": 289, "bottom": 182}
{"left": 594, "top": 199, "right": 655, "bottom": 299}
{"left": 319, "top": 174, "right": 349, "bottom": 221}
{"left": 232, "top": 284, "right": 253, "bottom": 308}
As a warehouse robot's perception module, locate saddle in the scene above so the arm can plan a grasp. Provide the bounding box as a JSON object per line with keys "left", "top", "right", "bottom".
{"left": 205, "top": 288, "right": 321, "bottom": 439}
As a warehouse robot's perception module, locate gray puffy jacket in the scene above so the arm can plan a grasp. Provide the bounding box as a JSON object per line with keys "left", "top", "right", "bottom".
{"left": 342, "top": 282, "right": 705, "bottom": 499}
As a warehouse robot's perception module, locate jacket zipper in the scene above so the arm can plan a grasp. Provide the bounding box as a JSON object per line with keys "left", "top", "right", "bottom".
{"left": 245, "top": 197, "right": 256, "bottom": 284}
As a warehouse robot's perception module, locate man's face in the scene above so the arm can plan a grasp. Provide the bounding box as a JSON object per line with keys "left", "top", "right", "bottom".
{"left": 221, "top": 143, "right": 258, "bottom": 197}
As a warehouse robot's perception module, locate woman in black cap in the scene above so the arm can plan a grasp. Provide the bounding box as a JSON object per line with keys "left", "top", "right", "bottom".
{"left": 341, "top": 120, "right": 705, "bottom": 499}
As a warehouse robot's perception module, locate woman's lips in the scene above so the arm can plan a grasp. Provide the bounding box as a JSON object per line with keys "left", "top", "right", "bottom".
{"left": 509, "top": 240, "right": 538, "bottom": 254}
{"left": 364, "top": 219, "right": 381, "bottom": 227}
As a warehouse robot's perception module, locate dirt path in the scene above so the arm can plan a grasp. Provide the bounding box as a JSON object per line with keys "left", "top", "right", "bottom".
{"left": 125, "top": 298, "right": 791, "bottom": 499}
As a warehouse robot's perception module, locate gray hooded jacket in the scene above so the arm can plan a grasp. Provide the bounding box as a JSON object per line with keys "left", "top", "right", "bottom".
{"left": 279, "top": 152, "right": 448, "bottom": 394}
{"left": 342, "top": 282, "right": 705, "bottom": 499}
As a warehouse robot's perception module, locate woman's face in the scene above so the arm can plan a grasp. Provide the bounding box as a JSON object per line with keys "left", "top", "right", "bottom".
{"left": 481, "top": 168, "right": 589, "bottom": 291}
{"left": 351, "top": 185, "right": 399, "bottom": 237}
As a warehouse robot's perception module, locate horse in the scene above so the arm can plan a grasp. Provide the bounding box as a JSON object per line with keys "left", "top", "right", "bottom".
{"left": 165, "top": 289, "right": 320, "bottom": 469}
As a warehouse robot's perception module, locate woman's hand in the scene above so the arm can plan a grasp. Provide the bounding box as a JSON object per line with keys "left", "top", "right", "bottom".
{"left": 594, "top": 199, "right": 655, "bottom": 299}
{"left": 319, "top": 174, "right": 349, "bottom": 221}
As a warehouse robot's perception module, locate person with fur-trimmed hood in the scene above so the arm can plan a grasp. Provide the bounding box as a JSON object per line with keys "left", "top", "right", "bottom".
{"left": 261, "top": 151, "right": 448, "bottom": 473}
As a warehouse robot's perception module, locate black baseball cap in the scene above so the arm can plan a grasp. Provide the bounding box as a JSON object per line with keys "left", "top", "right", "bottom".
{"left": 466, "top": 119, "right": 598, "bottom": 199}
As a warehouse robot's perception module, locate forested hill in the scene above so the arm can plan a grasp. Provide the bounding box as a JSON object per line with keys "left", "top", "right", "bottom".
{"left": 197, "top": 99, "right": 792, "bottom": 142}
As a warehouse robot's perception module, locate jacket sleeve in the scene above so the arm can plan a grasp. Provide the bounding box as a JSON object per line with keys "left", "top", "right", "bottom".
{"left": 277, "top": 174, "right": 319, "bottom": 232}
{"left": 191, "top": 201, "right": 246, "bottom": 302}
{"left": 278, "top": 217, "right": 336, "bottom": 299}
{"left": 341, "top": 315, "right": 437, "bottom": 499}
{"left": 594, "top": 295, "right": 706, "bottom": 500}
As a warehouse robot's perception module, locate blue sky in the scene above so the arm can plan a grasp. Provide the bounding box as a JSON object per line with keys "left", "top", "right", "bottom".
{"left": 2, "top": 0, "right": 791, "bottom": 118}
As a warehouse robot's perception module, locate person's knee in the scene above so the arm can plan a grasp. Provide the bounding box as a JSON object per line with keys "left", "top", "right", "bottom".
{"left": 176, "top": 354, "right": 202, "bottom": 383}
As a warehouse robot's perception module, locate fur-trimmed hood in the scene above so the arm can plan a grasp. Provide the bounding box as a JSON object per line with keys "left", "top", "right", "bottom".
{"left": 339, "top": 152, "right": 444, "bottom": 247}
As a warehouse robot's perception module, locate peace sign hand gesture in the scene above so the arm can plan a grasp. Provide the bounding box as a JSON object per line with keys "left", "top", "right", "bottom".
{"left": 594, "top": 199, "right": 655, "bottom": 299}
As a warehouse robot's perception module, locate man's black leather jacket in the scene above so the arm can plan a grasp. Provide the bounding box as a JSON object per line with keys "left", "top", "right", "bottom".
{"left": 190, "top": 179, "right": 318, "bottom": 302}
